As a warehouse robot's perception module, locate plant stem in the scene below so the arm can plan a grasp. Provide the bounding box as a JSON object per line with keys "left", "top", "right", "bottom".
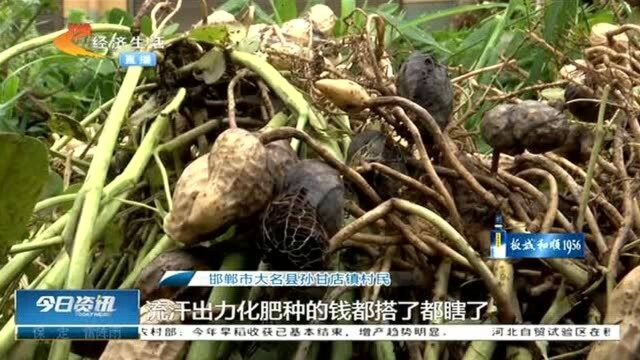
{"left": 186, "top": 252, "right": 251, "bottom": 360}
{"left": 0, "top": 86, "right": 183, "bottom": 294}
{"left": 330, "top": 289, "right": 354, "bottom": 360}
{"left": 106, "top": 253, "right": 129, "bottom": 289}
{"left": 8, "top": 236, "right": 63, "bottom": 254}
{"left": 154, "top": 152, "right": 173, "bottom": 210}
{"left": 95, "top": 259, "right": 118, "bottom": 288}
{"left": 229, "top": 51, "right": 310, "bottom": 152}
{"left": 424, "top": 259, "right": 451, "bottom": 360}
{"left": 576, "top": 85, "right": 611, "bottom": 232}
{"left": 155, "top": 0, "right": 183, "bottom": 35}
{"left": 51, "top": 83, "right": 157, "bottom": 151}
{"left": 156, "top": 117, "right": 262, "bottom": 154}
{"left": 546, "top": 258, "right": 590, "bottom": 287}
{"left": 135, "top": 225, "right": 160, "bottom": 268}
{"left": 263, "top": 111, "right": 289, "bottom": 130}
{"left": 463, "top": 335, "right": 497, "bottom": 360}
{"left": 0, "top": 88, "right": 185, "bottom": 302}
{"left": 48, "top": 149, "right": 91, "bottom": 170}
{"left": 119, "top": 235, "right": 176, "bottom": 288}
{"left": 375, "top": 341, "right": 396, "bottom": 360}
{"left": 33, "top": 194, "right": 76, "bottom": 213}
{"left": 462, "top": 260, "right": 514, "bottom": 360}
{"left": 103, "top": 88, "right": 187, "bottom": 198}
{"left": 0, "top": 24, "right": 130, "bottom": 67}
{"left": 88, "top": 251, "right": 110, "bottom": 287}
{"left": 64, "top": 66, "right": 144, "bottom": 290}
{"left": 391, "top": 199, "right": 514, "bottom": 323}
{"left": 49, "top": 87, "right": 185, "bottom": 360}
{"left": 0, "top": 254, "right": 69, "bottom": 357}
{"left": 0, "top": 215, "right": 67, "bottom": 294}
{"left": 113, "top": 197, "right": 162, "bottom": 216}
{"left": 535, "top": 282, "right": 577, "bottom": 357}
{"left": 230, "top": 51, "right": 343, "bottom": 157}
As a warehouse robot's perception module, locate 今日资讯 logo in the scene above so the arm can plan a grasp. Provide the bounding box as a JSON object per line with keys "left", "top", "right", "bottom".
{"left": 36, "top": 294, "right": 116, "bottom": 317}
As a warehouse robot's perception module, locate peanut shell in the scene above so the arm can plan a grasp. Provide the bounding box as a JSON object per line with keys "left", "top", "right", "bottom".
{"left": 260, "top": 160, "right": 344, "bottom": 270}
{"left": 164, "top": 128, "right": 273, "bottom": 243}
{"left": 194, "top": 10, "right": 237, "bottom": 28}
{"left": 588, "top": 265, "right": 640, "bottom": 360}
{"left": 267, "top": 42, "right": 313, "bottom": 70}
{"left": 396, "top": 52, "right": 453, "bottom": 130}
{"left": 589, "top": 22, "right": 628, "bottom": 50}
{"left": 206, "top": 127, "right": 273, "bottom": 229}
{"left": 481, "top": 101, "right": 570, "bottom": 156}
{"left": 163, "top": 154, "right": 209, "bottom": 243}
{"left": 315, "top": 79, "right": 371, "bottom": 112}
{"left": 281, "top": 18, "right": 312, "bottom": 46}
{"left": 308, "top": 4, "right": 336, "bottom": 36}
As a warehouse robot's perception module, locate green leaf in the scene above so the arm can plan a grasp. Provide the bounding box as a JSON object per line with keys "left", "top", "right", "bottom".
{"left": 0, "top": 76, "right": 19, "bottom": 121}
{"left": 254, "top": 3, "right": 275, "bottom": 23}
{"left": 64, "top": 183, "right": 83, "bottom": 193}
{"left": 401, "top": 2, "right": 508, "bottom": 29}
{"left": 107, "top": 8, "right": 134, "bottom": 27}
{"left": 48, "top": 114, "right": 88, "bottom": 142}
{"left": 336, "top": 0, "right": 356, "bottom": 36}
{"left": 144, "top": 165, "right": 164, "bottom": 195}
{"left": 95, "top": 59, "right": 116, "bottom": 75}
{"left": 237, "top": 34, "right": 261, "bottom": 53}
{"left": 193, "top": 48, "right": 227, "bottom": 84}
{"left": 1, "top": 76, "right": 19, "bottom": 103}
{"left": 473, "top": 7, "right": 511, "bottom": 71}
{"left": 527, "top": 47, "right": 552, "bottom": 83}
{"left": 38, "top": 170, "right": 64, "bottom": 202}
{"left": 140, "top": 15, "right": 153, "bottom": 36}
{"left": 70, "top": 70, "right": 93, "bottom": 90}
{"left": 587, "top": 8, "right": 614, "bottom": 26}
{"left": 219, "top": 0, "right": 250, "bottom": 14}
{"left": 0, "top": 133, "right": 48, "bottom": 255}
{"left": 67, "top": 9, "right": 85, "bottom": 24}
{"left": 273, "top": 0, "right": 297, "bottom": 23}
{"left": 102, "top": 222, "right": 123, "bottom": 257}
{"left": 543, "top": 0, "right": 579, "bottom": 45}
{"left": 375, "top": 341, "right": 395, "bottom": 360}
{"left": 389, "top": 19, "right": 451, "bottom": 55}
{"left": 162, "top": 23, "right": 180, "bottom": 37}
{"left": 189, "top": 25, "right": 230, "bottom": 45}
{"left": 450, "top": 17, "right": 499, "bottom": 67}
{"left": 189, "top": 23, "right": 246, "bottom": 47}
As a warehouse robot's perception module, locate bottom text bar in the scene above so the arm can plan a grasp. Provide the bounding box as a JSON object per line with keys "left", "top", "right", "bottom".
{"left": 139, "top": 324, "right": 619, "bottom": 341}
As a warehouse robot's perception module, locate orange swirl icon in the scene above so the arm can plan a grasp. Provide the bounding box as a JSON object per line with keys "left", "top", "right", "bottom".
{"left": 53, "top": 23, "right": 105, "bottom": 58}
